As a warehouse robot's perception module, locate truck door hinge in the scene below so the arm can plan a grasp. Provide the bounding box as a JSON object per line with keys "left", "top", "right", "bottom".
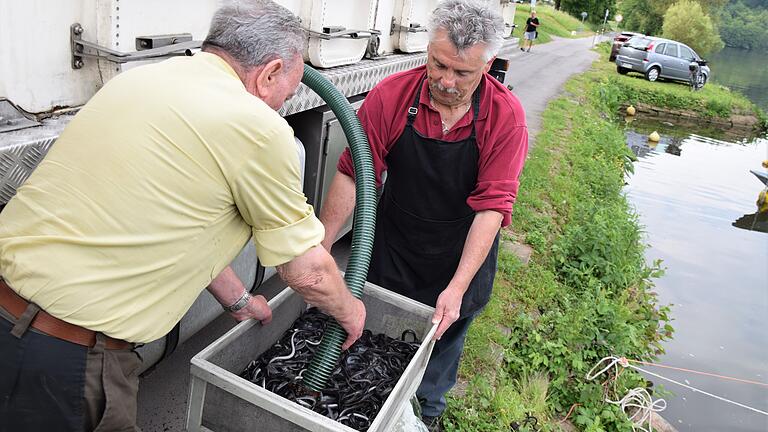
{"left": 390, "top": 19, "right": 428, "bottom": 36}
{"left": 70, "top": 23, "right": 201, "bottom": 69}
{"left": 307, "top": 26, "right": 381, "bottom": 40}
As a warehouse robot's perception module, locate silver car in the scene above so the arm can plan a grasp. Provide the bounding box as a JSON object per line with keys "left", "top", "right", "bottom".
{"left": 615, "top": 36, "right": 710, "bottom": 86}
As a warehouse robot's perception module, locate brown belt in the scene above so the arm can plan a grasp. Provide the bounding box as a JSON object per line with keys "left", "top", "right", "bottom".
{"left": 0, "top": 280, "right": 132, "bottom": 350}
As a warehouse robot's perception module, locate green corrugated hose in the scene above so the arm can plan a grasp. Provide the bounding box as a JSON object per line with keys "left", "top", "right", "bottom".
{"left": 300, "top": 64, "right": 377, "bottom": 391}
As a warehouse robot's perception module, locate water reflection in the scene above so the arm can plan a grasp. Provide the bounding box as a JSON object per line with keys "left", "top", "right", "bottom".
{"left": 732, "top": 212, "right": 768, "bottom": 234}
{"left": 626, "top": 129, "right": 685, "bottom": 159}
{"left": 707, "top": 46, "right": 768, "bottom": 112}
{"left": 623, "top": 118, "right": 768, "bottom": 432}
{"left": 733, "top": 170, "right": 768, "bottom": 234}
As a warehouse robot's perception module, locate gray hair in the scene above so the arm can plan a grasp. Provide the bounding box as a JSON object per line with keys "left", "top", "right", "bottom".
{"left": 427, "top": 0, "right": 505, "bottom": 62}
{"left": 203, "top": 0, "right": 306, "bottom": 70}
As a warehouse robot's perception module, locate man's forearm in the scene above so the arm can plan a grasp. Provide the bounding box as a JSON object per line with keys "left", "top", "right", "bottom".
{"left": 319, "top": 172, "right": 357, "bottom": 250}
{"left": 277, "top": 244, "right": 366, "bottom": 349}
{"left": 448, "top": 210, "right": 503, "bottom": 293}
{"left": 277, "top": 244, "right": 354, "bottom": 318}
{"left": 207, "top": 265, "right": 248, "bottom": 306}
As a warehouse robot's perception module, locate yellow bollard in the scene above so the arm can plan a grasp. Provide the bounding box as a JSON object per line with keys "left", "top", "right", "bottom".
{"left": 757, "top": 188, "right": 767, "bottom": 213}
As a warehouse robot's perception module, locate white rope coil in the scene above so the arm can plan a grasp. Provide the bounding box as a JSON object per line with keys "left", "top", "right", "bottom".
{"left": 586, "top": 356, "right": 666, "bottom": 432}
{"left": 607, "top": 387, "right": 667, "bottom": 432}
{"left": 586, "top": 355, "right": 768, "bottom": 431}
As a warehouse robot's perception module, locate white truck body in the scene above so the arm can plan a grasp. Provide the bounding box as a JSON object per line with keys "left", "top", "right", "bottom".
{"left": 0, "top": 0, "right": 517, "bottom": 373}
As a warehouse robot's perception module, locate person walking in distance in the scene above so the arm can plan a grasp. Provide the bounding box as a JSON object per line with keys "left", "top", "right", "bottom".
{"left": 521, "top": 11, "right": 540, "bottom": 52}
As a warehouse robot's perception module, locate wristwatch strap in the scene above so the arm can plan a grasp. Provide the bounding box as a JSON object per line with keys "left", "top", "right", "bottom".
{"left": 223, "top": 290, "right": 250, "bottom": 313}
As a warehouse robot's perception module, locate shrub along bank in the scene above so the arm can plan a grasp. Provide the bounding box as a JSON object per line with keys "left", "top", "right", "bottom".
{"left": 441, "top": 46, "right": 676, "bottom": 431}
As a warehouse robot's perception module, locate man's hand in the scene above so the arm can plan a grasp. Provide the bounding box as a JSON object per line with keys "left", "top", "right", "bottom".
{"left": 229, "top": 294, "right": 273, "bottom": 325}
{"left": 278, "top": 244, "right": 367, "bottom": 350}
{"left": 209, "top": 266, "right": 276, "bottom": 325}
{"left": 335, "top": 297, "right": 366, "bottom": 350}
{"left": 431, "top": 210, "right": 503, "bottom": 340}
{"left": 431, "top": 284, "right": 465, "bottom": 340}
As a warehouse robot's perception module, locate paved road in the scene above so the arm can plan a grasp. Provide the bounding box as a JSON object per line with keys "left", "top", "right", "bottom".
{"left": 503, "top": 35, "right": 606, "bottom": 146}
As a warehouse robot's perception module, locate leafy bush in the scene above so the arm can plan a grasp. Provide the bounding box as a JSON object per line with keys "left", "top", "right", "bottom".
{"left": 619, "top": 0, "right": 671, "bottom": 36}
{"left": 559, "top": 0, "right": 617, "bottom": 25}
{"left": 445, "top": 59, "right": 674, "bottom": 431}
{"left": 662, "top": 0, "right": 724, "bottom": 55}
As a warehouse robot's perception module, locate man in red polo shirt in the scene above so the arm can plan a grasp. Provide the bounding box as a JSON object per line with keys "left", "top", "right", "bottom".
{"left": 320, "top": 1, "right": 528, "bottom": 430}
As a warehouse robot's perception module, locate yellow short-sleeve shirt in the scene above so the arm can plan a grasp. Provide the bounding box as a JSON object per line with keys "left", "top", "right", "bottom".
{"left": 0, "top": 52, "right": 324, "bottom": 343}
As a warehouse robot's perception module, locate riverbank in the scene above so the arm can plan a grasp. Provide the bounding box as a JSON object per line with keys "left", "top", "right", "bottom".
{"left": 590, "top": 44, "right": 768, "bottom": 133}
{"left": 442, "top": 47, "right": 675, "bottom": 431}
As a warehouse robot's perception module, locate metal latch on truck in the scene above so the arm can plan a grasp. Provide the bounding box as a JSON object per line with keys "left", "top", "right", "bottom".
{"left": 70, "top": 23, "right": 201, "bottom": 69}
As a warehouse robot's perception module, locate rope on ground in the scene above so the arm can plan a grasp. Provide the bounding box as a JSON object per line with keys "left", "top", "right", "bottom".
{"left": 626, "top": 359, "right": 768, "bottom": 388}
{"left": 586, "top": 356, "right": 665, "bottom": 432}
{"left": 629, "top": 363, "right": 768, "bottom": 417}
{"left": 586, "top": 355, "right": 768, "bottom": 430}
{"left": 607, "top": 387, "right": 666, "bottom": 432}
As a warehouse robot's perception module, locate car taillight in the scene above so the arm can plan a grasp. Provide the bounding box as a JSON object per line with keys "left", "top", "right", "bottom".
{"left": 646, "top": 43, "right": 654, "bottom": 51}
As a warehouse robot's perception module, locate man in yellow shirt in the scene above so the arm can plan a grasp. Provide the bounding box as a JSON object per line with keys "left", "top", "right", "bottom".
{"left": 0, "top": 2, "right": 365, "bottom": 431}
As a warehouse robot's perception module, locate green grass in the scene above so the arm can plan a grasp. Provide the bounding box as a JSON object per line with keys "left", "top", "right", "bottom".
{"left": 442, "top": 42, "right": 675, "bottom": 432}
{"left": 591, "top": 42, "right": 765, "bottom": 122}
{"left": 514, "top": 4, "right": 589, "bottom": 44}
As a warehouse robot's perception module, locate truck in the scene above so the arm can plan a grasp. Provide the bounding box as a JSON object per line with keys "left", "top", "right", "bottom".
{"left": 0, "top": 0, "right": 519, "bottom": 425}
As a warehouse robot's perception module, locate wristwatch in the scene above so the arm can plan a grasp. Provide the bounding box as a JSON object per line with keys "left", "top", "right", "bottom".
{"left": 223, "top": 290, "right": 251, "bottom": 313}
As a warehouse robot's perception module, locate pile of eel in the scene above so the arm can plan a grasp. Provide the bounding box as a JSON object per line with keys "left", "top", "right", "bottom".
{"left": 240, "top": 308, "right": 421, "bottom": 431}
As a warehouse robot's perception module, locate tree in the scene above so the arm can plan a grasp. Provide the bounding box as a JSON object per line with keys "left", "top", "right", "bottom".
{"left": 719, "top": 0, "right": 768, "bottom": 50}
{"left": 619, "top": 0, "right": 728, "bottom": 36}
{"left": 662, "top": 0, "right": 724, "bottom": 55}
{"left": 559, "top": 0, "right": 618, "bottom": 24}
{"left": 742, "top": 0, "right": 768, "bottom": 7}
{"left": 619, "top": 0, "right": 669, "bottom": 35}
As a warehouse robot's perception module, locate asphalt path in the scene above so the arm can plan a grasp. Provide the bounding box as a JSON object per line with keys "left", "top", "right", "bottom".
{"left": 504, "top": 35, "right": 607, "bottom": 147}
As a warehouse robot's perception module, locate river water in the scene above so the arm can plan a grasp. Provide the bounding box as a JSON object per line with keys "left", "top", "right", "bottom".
{"left": 707, "top": 46, "right": 768, "bottom": 111}
{"left": 624, "top": 118, "right": 768, "bottom": 431}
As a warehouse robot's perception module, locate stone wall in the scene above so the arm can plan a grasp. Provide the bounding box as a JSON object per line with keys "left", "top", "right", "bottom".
{"left": 622, "top": 103, "right": 762, "bottom": 131}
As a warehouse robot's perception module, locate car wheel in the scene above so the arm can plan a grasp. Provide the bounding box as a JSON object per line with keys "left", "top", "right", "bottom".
{"left": 617, "top": 66, "right": 629, "bottom": 75}
{"left": 698, "top": 73, "right": 708, "bottom": 87}
{"left": 645, "top": 67, "right": 660, "bottom": 82}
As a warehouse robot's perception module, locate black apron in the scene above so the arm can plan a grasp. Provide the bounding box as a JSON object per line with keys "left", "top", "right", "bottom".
{"left": 367, "top": 77, "right": 500, "bottom": 318}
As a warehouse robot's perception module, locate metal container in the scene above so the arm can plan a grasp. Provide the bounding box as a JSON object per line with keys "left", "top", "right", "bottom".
{"left": 186, "top": 282, "right": 437, "bottom": 432}
{"left": 394, "top": 0, "right": 439, "bottom": 53}
{"left": 304, "top": 0, "right": 378, "bottom": 68}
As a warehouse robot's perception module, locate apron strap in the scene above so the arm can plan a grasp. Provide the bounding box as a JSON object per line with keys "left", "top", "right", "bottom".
{"left": 406, "top": 78, "right": 424, "bottom": 125}
{"left": 406, "top": 75, "right": 484, "bottom": 137}
{"left": 467, "top": 80, "right": 483, "bottom": 141}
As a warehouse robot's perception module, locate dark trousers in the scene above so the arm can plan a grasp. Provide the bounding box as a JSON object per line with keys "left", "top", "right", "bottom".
{"left": 0, "top": 307, "right": 142, "bottom": 432}
{"left": 416, "top": 315, "right": 476, "bottom": 417}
